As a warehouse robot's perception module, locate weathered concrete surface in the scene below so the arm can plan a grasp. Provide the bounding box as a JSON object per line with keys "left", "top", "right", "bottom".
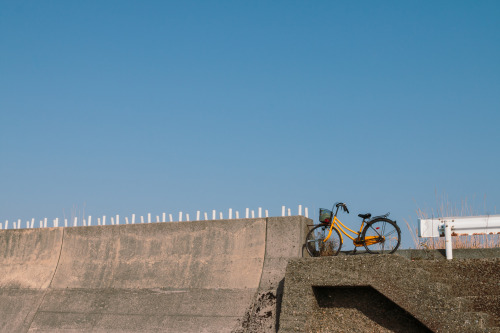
{"left": 52, "top": 220, "right": 266, "bottom": 290}
{"left": 0, "top": 228, "right": 63, "bottom": 289}
{"left": 0, "top": 228, "right": 63, "bottom": 332}
{"left": 233, "top": 216, "right": 311, "bottom": 332}
{"left": 279, "top": 255, "right": 500, "bottom": 333}
{"left": 0, "top": 216, "right": 310, "bottom": 332}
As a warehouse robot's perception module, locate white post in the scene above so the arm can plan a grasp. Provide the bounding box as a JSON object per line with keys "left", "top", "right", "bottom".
{"left": 31, "top": 218, "right": 35, "bottom": 228}
{"left": 305, "top": 207, "right": 309, "bottom": 218}
{"left": 116, "top": 215, "right": 120, "bottom": 225}
{"left": 140, "top": 216, "right": 144, "bottom": 224}
{"left": 229, "top": 208, "right": 233, "bottom": 219}
{"left": 246, "top": 208, "right": 249, "bottom": 218}
{"left": 83, "top": 219, "right": 87, "bottom": 227}
{"left": 132, "top": 214, "right": 136, "bottom": 224}
{"left": 179, "top": 212, "right": 183, "bottom": 222}
{"left": 156, "top": 215, "right": 160, "bottom": 222}
{"left": 65, "top": 219, "right": 68, "bottom": 227}
{"left": 125, "top": 217, "right": 129, "bottom": 224}
{"left": 265, "top": 210, "right": 269, "bottom": 217}
{"left": 27, "top": 221, "right": 30, "bottom": 228}
{"left": 39, "top": 220, "right": 43, "bottom": 228}
{"left": 103, "top": 215, "right": 106, "bottom": 226}
{"left": 162, "top": 213, "right": 166, "bottom": 222}
{"left": 298, "top": 205, "right": 302, "bottom": 216}
{"left": 148, "top": 213, "right": 151, "bottom": 223}
{"left": 445, "top": 221, "right": 453, "bottom": 260}
{"left": 169, "top": 214, "right": 173, "bottom": 222}
{"left": 219, "top": 212, "right": 223, "bottom": 219}
{"left": 111, "top": 217, "right": 115, "bottom": 225}
{"left": 251, "top": 210, "right": 255, "bottom": 218}
{"left": 55, "top": 218, "right": 59, "bottom": 227}
{"left": 186, "top": 214, "right": 190, "bottom": 221}
{"left": 236, "top": 211, "right": 240, "bottom": 219}
{"left": 98, "top": 218, "right": 101, "bottom": 226}
{"left": 13, "top": 221, "right": 17, "bottom": 229}
{"left": 212, "top": 210, "right": 216, "bottom": 220}
{"left": 43, "top": 218, "right": 47, "bottom": 228}
{"left": 5, "top": 220, "right": 8, "bottom": 229}
{"left": 282, "top": 206, "right": 285, "bottom": 217}
{"left": 204, "top": 212, "right": 208, "bottom": 220}
{"left": 73, "top": 217, "right": 77, "bottom": 227}
{"left": 0, "top": 223, "right": 2, "bottom": 230}
{"left": 88, "top": 216, "right": 92, "bottom": 226}
{"left": 258, "top": 207, "right": 262, "bottom": 218}
{"left": 197, "top": 211, "right": 200, "bottom": 221}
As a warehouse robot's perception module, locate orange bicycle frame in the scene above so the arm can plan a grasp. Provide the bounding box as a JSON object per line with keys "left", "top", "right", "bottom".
{"left": 323, "top": 216, "right": 381, "bottom": 246}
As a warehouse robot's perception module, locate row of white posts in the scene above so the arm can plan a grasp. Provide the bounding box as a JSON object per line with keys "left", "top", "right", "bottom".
{"left": 1, "top": 205, "right": 310, "bottom": 230}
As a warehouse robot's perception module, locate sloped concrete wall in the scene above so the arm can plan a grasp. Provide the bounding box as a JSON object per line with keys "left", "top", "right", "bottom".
{"left": 52, "top": 220, "right": 266, "bottom": 290}
{"left": 0, "top": 228, "right": 63, "bottom": 332}
{"left": 232, "top": 216, "right": 311, "bottom": 332}
{"left": 0, "top": 228, "right": 63, "bottom": 289}
{"left": 0, "top": 216, "right": 310, "bottom": 333}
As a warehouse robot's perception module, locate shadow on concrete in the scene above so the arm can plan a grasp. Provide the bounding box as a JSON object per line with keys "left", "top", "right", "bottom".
{"left": 275, "top": 278, "right": 285, "bottom": 331}
{"left": 312, "top": 286, "right": 433, "bottom": 333}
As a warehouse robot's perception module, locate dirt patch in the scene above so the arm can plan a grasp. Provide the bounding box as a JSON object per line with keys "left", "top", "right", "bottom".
{"left": 233, "top": 291, "right": 278, "bottom": 333}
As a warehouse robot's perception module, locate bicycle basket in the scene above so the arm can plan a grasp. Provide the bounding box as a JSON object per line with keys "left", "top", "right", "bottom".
{"left": 319, "top": 208, "right": 333, "bottom": 223}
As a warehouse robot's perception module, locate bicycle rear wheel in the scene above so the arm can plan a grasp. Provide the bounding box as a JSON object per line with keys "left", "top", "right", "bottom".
{"left": 361, "top": 218, "right": 401, "bottom": 254}
{"left": 305, "top": 224, "right": 342, "bottom": 257}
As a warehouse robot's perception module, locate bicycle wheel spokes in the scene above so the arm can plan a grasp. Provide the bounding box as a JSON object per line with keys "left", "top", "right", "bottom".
{"left": 305, "top": 225, "right": 342, "bottom": 257}
{"left": 362, "top": 219, "right": 401, "bottom": 254}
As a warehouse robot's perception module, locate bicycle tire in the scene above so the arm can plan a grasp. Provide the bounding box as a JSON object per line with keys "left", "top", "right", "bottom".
{"left": 305, "top": 224, "right": 342, "bottom": 257}
{"left": 361, "top": 218, "right": 401, "bottom": 254}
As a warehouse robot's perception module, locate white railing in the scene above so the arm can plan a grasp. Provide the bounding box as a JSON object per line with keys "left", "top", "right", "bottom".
{"left": 418, "top": 214, "right": 500, "bottom": 259}
{"left": 0, "top": 205, "right": 310, "bottom": 230}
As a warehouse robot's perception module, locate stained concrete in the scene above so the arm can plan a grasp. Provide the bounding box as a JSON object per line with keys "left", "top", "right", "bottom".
{"left": 279, "top": 255, "right": 500, "bottom": 333}
{"left": 233, "top": 216, "right": 310, "bottom": 332}
{"left": 0, "top": 216, "right": 311, "bottom": 332}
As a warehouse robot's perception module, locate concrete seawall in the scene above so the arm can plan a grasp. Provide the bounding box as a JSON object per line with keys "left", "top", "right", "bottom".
{"left": 0, "top": 216, "right": 309, "bottom": 332}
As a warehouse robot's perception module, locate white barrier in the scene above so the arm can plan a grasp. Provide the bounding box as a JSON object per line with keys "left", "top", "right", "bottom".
{"left": 418, "top": 215, "right": 500, "bottom": 259}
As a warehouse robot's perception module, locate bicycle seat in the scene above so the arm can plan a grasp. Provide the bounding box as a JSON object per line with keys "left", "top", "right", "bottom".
{"left": 358, "top": 213, "right": 371, "bottom": 219}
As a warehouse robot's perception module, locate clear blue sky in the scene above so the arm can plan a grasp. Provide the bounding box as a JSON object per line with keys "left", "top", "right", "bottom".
{"left": 1, "top": 1, "right": 499, "bottom": 249}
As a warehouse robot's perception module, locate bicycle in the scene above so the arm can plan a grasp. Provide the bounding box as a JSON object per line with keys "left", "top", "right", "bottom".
{"left": 305, "top": 202, "right": 401, "bottom": 256}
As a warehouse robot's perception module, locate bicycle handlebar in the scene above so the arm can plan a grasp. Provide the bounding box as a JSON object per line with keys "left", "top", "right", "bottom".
{"left": 335, "top": 202, "right": 349, "bottom": 214}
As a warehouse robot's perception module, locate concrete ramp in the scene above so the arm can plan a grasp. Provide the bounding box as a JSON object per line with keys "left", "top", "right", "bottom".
{"left": 0, "top": 217, "right": 309, "bottom": 332}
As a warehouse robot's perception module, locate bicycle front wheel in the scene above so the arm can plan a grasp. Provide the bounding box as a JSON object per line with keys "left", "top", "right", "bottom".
{"left": 361, "top": 218, "right": 401, "bottom": 254}
{"left": 305, "top": 224, "right": 342, "bottom": 257}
